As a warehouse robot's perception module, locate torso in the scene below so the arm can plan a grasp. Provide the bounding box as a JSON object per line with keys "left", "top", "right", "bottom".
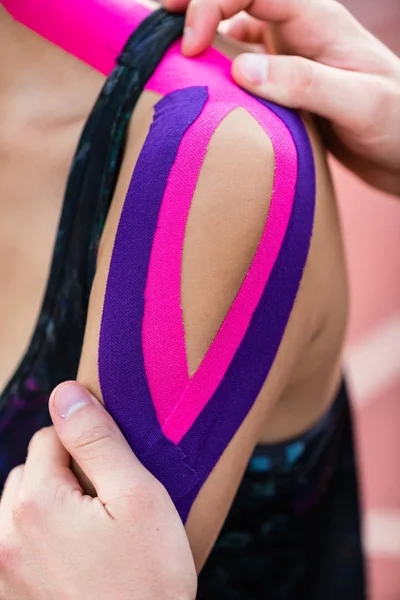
{"left": 0, "top": 0, "right": 347, "bottom": 445}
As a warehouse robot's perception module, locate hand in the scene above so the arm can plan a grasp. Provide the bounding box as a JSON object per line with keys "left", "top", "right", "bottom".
{"left": 0, "top": 382, "right": 196, "bottom": 600}
{"left": 166, "top": 0, "right": 400, "bottom": 196}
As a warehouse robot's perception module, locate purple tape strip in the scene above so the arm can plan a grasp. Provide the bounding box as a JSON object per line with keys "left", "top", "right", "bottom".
{"left": 99, "top": 86, "right": 315, "bottom": 521}
{"left": 99, "top": 87, "right": 209, "bottom": 513}
{"left": 177, "top": 99, "right": 316, "bottom": 515}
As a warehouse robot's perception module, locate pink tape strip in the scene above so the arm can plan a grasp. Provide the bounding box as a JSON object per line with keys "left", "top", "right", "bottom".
{"left": 139, "top": 32, "right": 297, "bottom": 444}
{"left": 3, "top": 0, "right": 148, "bottom": 75}
{"left": 143, "top": 88, "right": 297, "bottom": 444}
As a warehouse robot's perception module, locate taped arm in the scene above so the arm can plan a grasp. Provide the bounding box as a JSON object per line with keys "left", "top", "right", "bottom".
{"left": 77, "top": 88, "right": 314, "bottom": 569}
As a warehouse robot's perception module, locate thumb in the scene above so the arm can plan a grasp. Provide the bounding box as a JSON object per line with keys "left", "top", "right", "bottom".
{"left": 49, "top": 381, "right": 150, "bottom": 503}
{"left": 233, "top": 53, "right": 381, "bottom": 132}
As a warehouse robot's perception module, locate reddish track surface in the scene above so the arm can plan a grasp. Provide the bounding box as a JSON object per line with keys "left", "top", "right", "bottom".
{"left": 333, "top": 4, "right": 400, "bottom": 595}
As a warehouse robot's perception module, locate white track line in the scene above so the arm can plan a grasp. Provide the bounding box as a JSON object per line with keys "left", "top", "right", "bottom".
{"left": 344, "top": 314, "right": 400, "bottom": 408}
{"left": 365, "top": 510, "right": 400, "bottom": 558}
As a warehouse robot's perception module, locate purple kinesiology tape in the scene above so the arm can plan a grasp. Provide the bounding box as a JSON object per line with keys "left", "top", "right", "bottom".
{"left": 99, "top": 87, "right": 315, "bottom": 521}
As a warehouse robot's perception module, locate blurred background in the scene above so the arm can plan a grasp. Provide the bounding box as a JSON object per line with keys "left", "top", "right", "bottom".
{"left": 335, "top": 1, "right": 400, "bottom": 598}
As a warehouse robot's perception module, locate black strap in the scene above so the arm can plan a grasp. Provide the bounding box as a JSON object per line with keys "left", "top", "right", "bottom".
{"left": 73, "top": 8, "right": 185, "bottom": 290}
{"left": 1, "top": 8, "right": 184, "bottom": 399}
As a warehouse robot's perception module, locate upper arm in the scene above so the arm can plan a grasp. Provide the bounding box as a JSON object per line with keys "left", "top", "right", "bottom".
{"left": 77, "top": 92, "right": 313, "bottom": 569}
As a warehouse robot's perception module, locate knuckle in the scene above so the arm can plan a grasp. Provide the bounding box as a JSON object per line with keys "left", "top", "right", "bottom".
{"left": 28, "top": 426, "right": 54, "bottom": 452}
{"left": 329, "top": 1, "right": 350, "bottom": 21}
{"left": 48, "top": 476, "right": 75, "bottom": 508}
{"left": 387, "top": 80, "right": 400, "bottom": 108}
{"left": 374, "top": 79, "right": 396, "bottom": 109}
{"left": 12, "top": 493, "right": 40, "bottom": 525}
{"left": 5, "top": 465, "right": 24, "bottom": 486}
{"left": 379, "top": 82, "right": 400, "bottom": 133}
{"left": 317, "top": 0, "right": 352, "bottom": 28}
{"left": 74, "top": 423, "right": 114, "bottom": 457}
{"left": 292, "top": 58, "right": 315, "bottom": 104}
{"left": 12, "top": 478, "right": 65, "bottom": 526}
{"left": 359, "top": 79, "right": 399, "bottom": 134}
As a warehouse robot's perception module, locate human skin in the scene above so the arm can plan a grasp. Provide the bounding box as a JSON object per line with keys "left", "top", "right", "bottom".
{"left": 1, "top": 0, "right": 346, "bottom": 571}
{"left": 165, "top": 0, "right": 400, "bottom": 196}
{"left": 0, "top": 382, "right": 197, "bottom": 600}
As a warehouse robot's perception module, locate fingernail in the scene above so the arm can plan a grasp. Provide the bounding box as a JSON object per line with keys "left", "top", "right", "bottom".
{"left": 52, "top": 382, "right": 92, "bottom": 419}
{"left": 238, "top": 54, "right": 269, "bottom": 85}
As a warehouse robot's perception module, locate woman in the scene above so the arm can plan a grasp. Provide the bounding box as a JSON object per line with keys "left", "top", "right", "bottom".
{"left": 1, "top": 0, "right": 364, "bottom": 597}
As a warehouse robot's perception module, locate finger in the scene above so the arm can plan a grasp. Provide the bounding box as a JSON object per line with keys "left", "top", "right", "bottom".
{"left": 166, "top": 0, "right": 304, "bottom": 23}
{"left": 21, "top": 427, "right": 80, "bottom": 498}
{"left": 0, "top": 466, "right": 24, "bottom": 521}
{"left": 269, "top": 3, "right": 400, "bottom": 77}
{"left": 180, "top": 0, "right": 293, "bottom": 56}
{"left": 219, "top": 13, "right": 268, "bottom": 45}
{"left": 177, "top": 0, "right": 392, "bottom": 79}
{"left": 49, "top": 382, "right": 153, "bottom": 504}
{"left": 177, "top": 0, "right": 330, "bottom": 56}
{"left": 232, "top": 53, "right": 386, "bottom": 131}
